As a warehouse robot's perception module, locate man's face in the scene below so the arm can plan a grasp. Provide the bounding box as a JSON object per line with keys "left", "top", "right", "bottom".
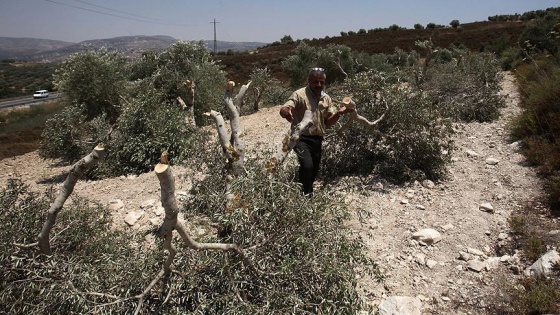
{"left": 308, "top": 72, "right": 326, "bottom": 95}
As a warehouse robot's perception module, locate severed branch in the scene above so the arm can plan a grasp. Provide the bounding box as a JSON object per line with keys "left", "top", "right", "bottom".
{"left": 266, "top": 110, "right": 314, "bottom": 172}
{"left": 233, "top": 80, "right": 251, "bottom": 108}
{"left": 332, "top": 96, "right": 387, "bottom": 136}
{"left": 205, "top": 81, "right": 249, "bottom": 209}
{"left": 135, "top": 158, "right": 258, "bottom": 313}
{"left": 37, "top": 144, "right": 106, "bottom": 255}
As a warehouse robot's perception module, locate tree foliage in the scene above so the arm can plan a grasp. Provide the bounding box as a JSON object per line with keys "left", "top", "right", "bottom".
{"left": 40, "top": 41, "right": 222, "bottom": 177}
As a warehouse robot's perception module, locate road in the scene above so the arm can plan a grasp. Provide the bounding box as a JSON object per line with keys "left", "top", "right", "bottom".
{"left": 0, "top": 93, "right": 62, "bottom": 110}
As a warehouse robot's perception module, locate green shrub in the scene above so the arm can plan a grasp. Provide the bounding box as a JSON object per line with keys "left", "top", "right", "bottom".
{"left": 182, "top": 155, "right": 381, "bottom": 313}
{"left": 0, "top": 178, "right": 160, "bottom": 314}
{"left": 511, "top": 58, "right": 560, "bottom": 211}
{"left": 505, "top": 277, "right": 560, "bottom": 314}
{"left": 323, "top": 70, "right": 454, "bottom": 183}
{"left": 421, "top": 53, "right": 505, "bottom": 122}
{"left": 101, "top": 85, "right": 209, "bottom": 176}
{"left": 53, "top": 47, "right": 126, "bottom": 122}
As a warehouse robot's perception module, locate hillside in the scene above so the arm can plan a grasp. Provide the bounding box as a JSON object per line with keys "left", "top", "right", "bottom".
{"left": 0, "top": 37, "right": 74, "bottom": 59}
{"left": 217, "top": 20, "right": 527, "bottom": 83}
{"left": 2, "top": 72, "right": 557, "bottom": 314}
{"left": 0, "top": 36, "right": 267, "bottom": 61}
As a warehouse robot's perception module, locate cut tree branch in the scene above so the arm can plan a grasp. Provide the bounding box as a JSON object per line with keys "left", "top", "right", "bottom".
{"left": 332, "top": 97, "right": 387, "bottom": 136}
{"left": 266, "top": 109, "right": 313, "bottom": 172}
{"left": 37, "top": 144, "right": 106, "bottom": 255}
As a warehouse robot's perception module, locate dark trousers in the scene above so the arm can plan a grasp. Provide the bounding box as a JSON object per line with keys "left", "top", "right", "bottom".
{"left": 294, "top": 135, "right": 323, "bottom": 195}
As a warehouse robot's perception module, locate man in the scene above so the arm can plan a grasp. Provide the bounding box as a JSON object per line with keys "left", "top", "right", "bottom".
{"left": 279, "top": 67, "right": 353, "bottom": 196}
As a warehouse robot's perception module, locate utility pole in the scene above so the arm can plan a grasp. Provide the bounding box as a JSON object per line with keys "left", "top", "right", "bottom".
{"left": 210, "top": 18, "right": 220, "bottom": 53}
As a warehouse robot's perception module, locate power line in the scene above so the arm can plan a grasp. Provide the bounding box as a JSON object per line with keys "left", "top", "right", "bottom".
{"left": 71, "top": 0, "right": 161, "bottom": 21}
{"left": 44, "top": 0, "right": 205, "bottom": 27}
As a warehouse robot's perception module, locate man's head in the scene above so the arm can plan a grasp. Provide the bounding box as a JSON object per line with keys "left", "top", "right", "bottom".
{"left": 308, "top": 67, "right": 326, "bottom": 97}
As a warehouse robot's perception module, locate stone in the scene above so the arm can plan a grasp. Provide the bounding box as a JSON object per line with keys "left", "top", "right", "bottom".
{"left": 485, "top": 157, "right": 500, "bottom": 165}
{"left": 124, "top": 211, "right": 144, "bottom": 226}
{"left": 412, "top": 228, "right": 442, "bottom": 246}
{"left": 441, "top": 224, "right": 454, "bottom": 231}
{"left": 141, "top": 199, "right": 157, "bottom": 209}
{"left": 107, "top": 199, "right": 124, "bottom": 211}
{"left": 416, "top": 205, "right": 426, "bottom": 210}
{"left": 467, "top": 259, "right": 486, "bottom": 272}
{"left": 422, "top": 179, "right": 435, "bottom": 189}
{"left": 153, "top": 206, "right": 165, "bottom": 216}
{"left": 458, "top": 251, "right": 471, "bottom": 261}
{"left": 378, "top": 296, "right": 422, "bottom": 315}
{"left": 466, "top": 150, "right": 479, "bottom": 158}
{"left": 426, "top": 259, "right": 438, "bottom": 269}
{"left": 524, "top": 250, "right": 560, "bottom": 277}
{"left": 485, "top": 257, "right": 501, "bottom": 270}
{"left": 414, "top": 253, "right": 426, "bottom": 265}
{"left": 498, "top": 232, "right": 508, "bottom": 240}
{"left": 401, "top": 199, "right": 409, "bottom": 205}
{"left": 479, "top": 202, "right": 494, "bottom": 213}
{"left": 467, "top": 247, "right": 487, "bottom": 257}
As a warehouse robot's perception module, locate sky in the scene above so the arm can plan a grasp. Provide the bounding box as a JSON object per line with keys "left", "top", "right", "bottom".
{"left": 1, "top": 0, "right": 559, "bottom": 44}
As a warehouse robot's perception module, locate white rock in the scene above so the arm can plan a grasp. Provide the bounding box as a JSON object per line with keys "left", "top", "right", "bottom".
{"left": 414, "top": 253, "right": 426, "bottom": 265}
{"left": 466, "top": 150, "right": 479, "bottom": 158}
{"left": 416, "top": 205, "right": 426, "bottom": 210}
{"left": 467, "top": 259, "right": 486, "bottom": 272}
{"left": 401, "top": 199, "right": 409, "bottom": 205}
{"left": 548, "top": 230, "right": 560, "bottom": 235}
{"left": 153, "top": 206, "right": 165, "bottom": 216}
{"left": 500, "top": 255, "right": 512, "bottom": 263}
{"left": 479, "top": 202, "right": 494, "bottom": 213}
{"left": 524, "top": 249, "right": 560, "bottom": 277}
{"left": 422, "top": 179, "right": 435, "bottom": 189}
{"left": 509, "top": 140, "right": 523, "bottom": 151}
{"left": 149, "top": 217, "right": 160, "bottom": 226}
{"left": 458, "top": 251, "right": 471, "bottom": 261}
{"left": 441, "top": 224, "right": 454, "bottom": 231}
{"left": 378, "top": 296, "right": 422, "bottom": 315}
{"left": 498, "top": 232, "right": 508, "bottom": 240}
{"left": 141, "top": 199, "right": 157, "bottom": 209}
{"left": 412, "top": 228, "right": 442, "bottom": 246}
{"left": 124, "top": 211, "right": 144, "bottom": 226}
{"left": 426, "top": 259, "right": 438, "bottom": 269}
{"left": 467, "top": 247, "right": 487, "bottom": 257}
{"left": 485, "top": 257, "right": 501, "bottom": 270}
{"left": 107, "top": 199, "right": 124, "bottom": 211}
{"left": 485, "top": 157, "right": 500, "bottom": 165}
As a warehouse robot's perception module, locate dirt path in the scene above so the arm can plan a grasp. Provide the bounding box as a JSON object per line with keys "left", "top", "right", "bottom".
{"left": 0, "top": 72, "right": 542, "bottom": 314}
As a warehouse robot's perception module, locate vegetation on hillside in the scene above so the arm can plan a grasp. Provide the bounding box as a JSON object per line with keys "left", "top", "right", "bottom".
{"left": 0, "top": 60, "right": 56, "bottom": 99}
{"left": 0, "top": 6, "right": 559, "bottom": 314}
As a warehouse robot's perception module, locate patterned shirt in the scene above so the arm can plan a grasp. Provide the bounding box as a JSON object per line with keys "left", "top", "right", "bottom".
{"left": 283, "top": 86, "right": 337, "bottom": 136}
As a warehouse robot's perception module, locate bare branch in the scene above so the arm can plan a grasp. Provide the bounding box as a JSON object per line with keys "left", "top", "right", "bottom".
{"left": 234, "top": 80, "right": 252, "bottom": 108}
{"left": 267, "top": 110, "right": 313, "bottom": 172}
{"left": 331, "top": 97, "right": 388, "bottom": 137}
{"left": 37, "top": 144, "right": 106, "bottom": 255}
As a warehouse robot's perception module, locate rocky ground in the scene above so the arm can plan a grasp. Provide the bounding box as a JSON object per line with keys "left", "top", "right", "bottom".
{"left": 1, "top": 72, "right": 558, "bottom": 314}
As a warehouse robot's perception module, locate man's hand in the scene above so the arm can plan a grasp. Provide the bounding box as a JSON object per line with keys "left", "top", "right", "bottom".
{"left": 280, "top": 106, "right": 293, "bottom": 122}
{"left": 338, "top": 106, "right": 354, "bottom": 116}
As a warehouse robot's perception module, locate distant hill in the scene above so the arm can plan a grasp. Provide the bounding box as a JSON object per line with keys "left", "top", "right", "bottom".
{"left": 0, "top": 37, "right": 74, "bottom": 59}
{"left": 0, "top": 36, "right": 267, "bottom": 61}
